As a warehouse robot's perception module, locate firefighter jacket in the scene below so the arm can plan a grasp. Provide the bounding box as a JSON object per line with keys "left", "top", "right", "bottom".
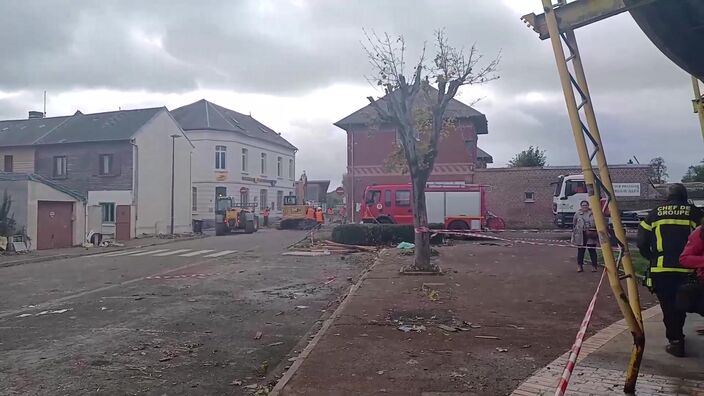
{"left": 637, "top": 202, "right": 704, "bottom": 274}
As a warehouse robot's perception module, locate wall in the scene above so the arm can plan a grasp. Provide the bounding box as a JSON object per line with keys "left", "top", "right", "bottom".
{"left": 87, "top": 190, "right": 134, "bottom": 239}
{"left": 0, "top": 147, "right": 35, "bottom": 173}
{"left": 28, "top": 181, "right": 85, "bottom": 248}
{"left": 34, "top": 141, "right": 133, "bottom": 194}
{"left": 474, "top": 165, "right": 661, "bottom": 229}
{"left": 188, "top": 129, "right": 296, "bottom": 219}
{"left": 134, "top": 110, "right": 193, "bottom": 235}
{"left": 0, "top": 179, "right": 29, "bottom": 234}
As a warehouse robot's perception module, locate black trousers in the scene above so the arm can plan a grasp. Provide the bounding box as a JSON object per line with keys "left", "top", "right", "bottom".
{"left": 577, "top": 244, "right": 597, "bottom": 268}
{"left": 652, "top": 273, "right": 688, "bottom": 342}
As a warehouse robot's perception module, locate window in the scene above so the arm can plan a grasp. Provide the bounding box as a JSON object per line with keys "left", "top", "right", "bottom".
{"left": 261, "top": 153, "right": 267, "bottom": 174}
{"left": 289, "top": 159, "right": 294, "bottom": 179}
{"left": 277, "top": 157, "right": 283, "bottom": 177}
{"left": 100, "top": 203, "right": 115, "bottom": 223}
{"left": 260, "top": 189, "right": 268, "bottom": 210}
{"left": 53, "top": 156, "right": 67, "bottom": 177}
{"left": 384, "top": 190, "right": 392, "bottom": 207}
{"left": 99, "top": 154, "right": 113, "bottom": 175}
{"left": 215, "top": 145, "right": 227, "bottom": 170}
{"left": 524, "top": 191, "right": 536, "bottom": 203}
{"left": 3, "top": 155, "right": 13, "bottom": 172}
{"left": 565, "top": 180, "right": 586, "bottom": 197}
{"left": 240, "top": 190, "right": 249, "bottom": 204}
{"left": 277, "top": 190, "right": 284, "bottom": 211}
{"left": 215, "top": 186, "right": 227, "bottom": 201}
{"left": 192, "top": 187, "right": 198, "bottom": 211}
{"left": 366, "top": 190, "right": 381, "bottom": 204}
{"left": 241, "top": 148, "right": 248, "bottom": 172}
{"left": 395, "top": 190, "right": 411, "bottom": 206}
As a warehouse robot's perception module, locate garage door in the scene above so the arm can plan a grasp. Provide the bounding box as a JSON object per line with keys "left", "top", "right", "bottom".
{"left": 37, "top": 201, "right": 74, "bottom": 250}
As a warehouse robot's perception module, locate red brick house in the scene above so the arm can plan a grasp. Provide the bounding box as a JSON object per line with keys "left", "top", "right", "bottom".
{"left": 335, "top": 88, "right": 489, "bottom": 221}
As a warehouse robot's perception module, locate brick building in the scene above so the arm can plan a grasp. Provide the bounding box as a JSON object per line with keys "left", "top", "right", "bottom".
{"left": 335, "top": 87, "right": 490, "bottom": 221}
{"left": 474, "top": 165, "right": 661, "bottom": 229}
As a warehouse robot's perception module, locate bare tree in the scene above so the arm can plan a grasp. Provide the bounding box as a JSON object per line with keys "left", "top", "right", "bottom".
{"left": 363, "top": 29, "right": 499, "bottom": 271}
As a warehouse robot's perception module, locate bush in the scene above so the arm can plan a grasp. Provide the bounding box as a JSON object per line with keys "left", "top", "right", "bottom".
{"left": 331, "top": 223, "right": 444, "bottom": 246}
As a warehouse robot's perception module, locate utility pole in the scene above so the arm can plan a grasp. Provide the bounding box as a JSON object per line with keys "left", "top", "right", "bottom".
{"left": 170, "top": 134, "right": 182, "bottom": 234}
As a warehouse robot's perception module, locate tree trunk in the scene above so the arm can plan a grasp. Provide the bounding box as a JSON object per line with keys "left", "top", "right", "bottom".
{"left": 411, "top": 171, "right": 435, "bottom": 271}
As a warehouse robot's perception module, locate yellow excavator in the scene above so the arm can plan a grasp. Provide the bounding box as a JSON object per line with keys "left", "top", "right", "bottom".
{"left": 279, "top": 172, "right": 318, "bottom": 230}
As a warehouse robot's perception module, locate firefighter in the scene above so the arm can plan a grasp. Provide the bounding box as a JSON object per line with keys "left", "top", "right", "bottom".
{"left": 638, "top": 183, "right": 704, "bottom": 357}
{"left": 315, "top": 207, "right": 324, "bottom": 225}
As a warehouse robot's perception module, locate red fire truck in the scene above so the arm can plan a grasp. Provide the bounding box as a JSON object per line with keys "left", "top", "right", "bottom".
{"left": 360, "top": 182, "right": 504, "bottom": 230}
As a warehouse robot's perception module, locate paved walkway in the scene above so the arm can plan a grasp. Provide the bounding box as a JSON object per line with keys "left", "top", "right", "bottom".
{"left": 512, "top": 306, "right": 704, "bottom": 396}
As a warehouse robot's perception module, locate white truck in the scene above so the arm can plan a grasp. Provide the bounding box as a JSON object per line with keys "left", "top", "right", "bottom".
{"left": 552, "top": 174, "right": 642, "bottom": 228}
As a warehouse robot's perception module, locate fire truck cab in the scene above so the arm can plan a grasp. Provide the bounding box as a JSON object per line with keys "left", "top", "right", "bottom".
{"left": 360, "top": 183, "right": 487, "bottom": 230}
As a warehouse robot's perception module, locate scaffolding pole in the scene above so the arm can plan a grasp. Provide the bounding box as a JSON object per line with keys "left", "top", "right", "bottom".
{"left": 541, "top": 1, "right": 644, "bottom": 393}
{"left": 691, "top": 76, "right": 704, "bottom": 144}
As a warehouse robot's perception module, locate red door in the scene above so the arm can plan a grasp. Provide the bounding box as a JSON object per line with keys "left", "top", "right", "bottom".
{"left": 116, "top": 205, "right": 131, "bottom": 241}
{"left": 37, "top": 201, "right": 73, "bottom": 250}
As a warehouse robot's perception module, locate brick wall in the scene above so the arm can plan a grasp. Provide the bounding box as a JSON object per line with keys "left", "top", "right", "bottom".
{"left": 474, "top": 165, "right": 661, "bottom": 229}
{"left": 35, "top": 141, "right": 133, "bottom": 195}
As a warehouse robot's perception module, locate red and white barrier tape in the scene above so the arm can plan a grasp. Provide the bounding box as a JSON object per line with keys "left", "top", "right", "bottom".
{"left": 417, "top": 228, "right": 620, "bottom": 251}
{"left": 555, "top": 268, "right": 606, "bottom": 396}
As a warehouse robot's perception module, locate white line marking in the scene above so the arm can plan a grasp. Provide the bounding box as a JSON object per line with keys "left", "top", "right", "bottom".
{"left": 203, "top": 250, "right": 237, "bottom": 258}
{"left": 131, "top": 249, "right": 169, "bottom": 256}
{"left": 104, "top": 250, "right": 147, "bottom": 257}
{"left": 153, "top": 249, "right": 191, "bottom": 257}
{"left": 179, "top": 250, "right": 215, "bottom": 257}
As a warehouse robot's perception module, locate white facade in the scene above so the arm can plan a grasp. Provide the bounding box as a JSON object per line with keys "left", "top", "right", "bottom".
{"left": 189, "top": 130, "right": 296, "bottom": 220}
{"left": 133, "top": 111, "right": 193, "bottom": 235}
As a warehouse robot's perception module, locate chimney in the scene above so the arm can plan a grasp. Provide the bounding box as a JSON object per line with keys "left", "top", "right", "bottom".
{"left": 28, "top": 111, "right": 44, "bottom": 119}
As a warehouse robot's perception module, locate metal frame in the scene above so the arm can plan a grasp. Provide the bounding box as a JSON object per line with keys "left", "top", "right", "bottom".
{"left": 532, "top": 0, "right": 645, "bottom": 393}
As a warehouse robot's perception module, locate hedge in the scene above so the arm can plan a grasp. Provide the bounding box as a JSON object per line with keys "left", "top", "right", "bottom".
{"left": 331, "top": 223, "right": 444, "bottom": 246}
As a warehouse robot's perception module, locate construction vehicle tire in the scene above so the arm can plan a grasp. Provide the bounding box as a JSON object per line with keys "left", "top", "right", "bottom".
{"left": 215, "top": 223, "right": 228, "bottom": 236}
{"left": 448, "top": 220, "right": 469, "bottom": 230}
{"left": 244, "top": 220, "right": 255, "bottom": 234}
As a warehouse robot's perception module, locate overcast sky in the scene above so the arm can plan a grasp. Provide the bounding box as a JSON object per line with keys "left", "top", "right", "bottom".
{"left": 0, "top": 0, "right": 701, "bottom": 186}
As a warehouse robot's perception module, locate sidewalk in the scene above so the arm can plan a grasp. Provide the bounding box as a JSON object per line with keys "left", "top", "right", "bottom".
{"left": 271, "top": 240, "right": 655, "bottom": 396}
{"left": 0, "top": 234, "right": 205, "bottom": 268}
{"left": 512, "top": 306, "right": 704, "bottom": 396}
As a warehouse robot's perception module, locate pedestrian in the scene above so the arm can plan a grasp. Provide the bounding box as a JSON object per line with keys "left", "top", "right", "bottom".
{"left": 262, "top": 206, "right": 270, "bottom": 227}
{"left": 638, "top": 183, "right": 704, "bottom": 357}
{"left": 678, "top": 219, "right": 704, "bottom": 318}
{"left": 571, "top": 200, "right": 598, "bottom": 273}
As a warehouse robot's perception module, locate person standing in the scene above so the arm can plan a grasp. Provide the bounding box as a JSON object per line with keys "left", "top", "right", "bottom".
{"left": 262, "top": 207, "right": 270, "bottom": 227}
{"left": 638, "top": 183, "right": 704, "bottom": 357}
{"left": 572, "top": 200, "right": 598, "bottom": 272}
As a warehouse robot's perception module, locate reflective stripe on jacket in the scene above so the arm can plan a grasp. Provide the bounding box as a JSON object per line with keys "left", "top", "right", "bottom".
{"left": 637, "top": 202, "right": 703, "bottom": 273}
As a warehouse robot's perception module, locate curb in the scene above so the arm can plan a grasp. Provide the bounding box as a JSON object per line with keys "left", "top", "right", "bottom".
{"left": 268, "top": 249, "right": 387, "bottom": 396}
{"left": 0, "top": 235, "right": 207, "bottom": 269}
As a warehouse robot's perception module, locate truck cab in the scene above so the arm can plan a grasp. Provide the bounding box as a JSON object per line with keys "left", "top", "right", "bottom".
{"left": 552, "top": 174, "right": 587, "bottom": 228}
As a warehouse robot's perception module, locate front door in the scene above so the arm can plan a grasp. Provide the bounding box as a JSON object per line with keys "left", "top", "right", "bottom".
{"left": 116, "top": 205, "right": 131, "bottom": 240}
{"left": 37, "top": 201, "right": 73, "bottom": 250}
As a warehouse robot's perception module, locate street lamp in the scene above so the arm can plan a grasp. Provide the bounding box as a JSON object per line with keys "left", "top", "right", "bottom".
{"left": 170, "top": 134, "right": 182, "bottom": 235}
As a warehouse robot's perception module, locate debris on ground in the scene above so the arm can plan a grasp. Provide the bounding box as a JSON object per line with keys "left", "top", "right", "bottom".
{"left": 231, "top": 380, "right": 243, "bottom": 386}
{"left": 398, "top": 324, "right": 426, "bottom": 333}
{"left": 282, "top": 251, "right": 331, "bottom": 256}
{"left": 376, "top": 370, "right": 385, "bottom": 375}
{"left": 475, "top": 335, "right": 500, "bottom": 340}
{"left": 267, "top": 342, "right": 284, "bottom": 347}
{"left": 427, "top": 290, "right": 440, "bottom": 301}
{"left": 254, "top": 331, "right": 262, "bottom": 340}
{"left": 295, "top": 305, "right": 309, "bottom": 309}
{"left": 496, "top": 347, "right": 509, "bottom": 353}
{"left": 397, "top": 242, "right": 415, "bottom": 250}
{"left": 437, "top": 324, "right": 458, "bottom": 332}
{"left": 287, "top": 239, "right": 377, "bottom": 255}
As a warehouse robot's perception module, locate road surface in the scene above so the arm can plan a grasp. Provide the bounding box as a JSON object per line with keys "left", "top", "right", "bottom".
{"left": 0, "top": 228, "right": 371, "bottom": 395}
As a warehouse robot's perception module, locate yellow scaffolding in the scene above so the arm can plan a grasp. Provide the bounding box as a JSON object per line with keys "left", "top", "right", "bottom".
{"left": 529, "top": 0, "right": 646, "bottom": 392}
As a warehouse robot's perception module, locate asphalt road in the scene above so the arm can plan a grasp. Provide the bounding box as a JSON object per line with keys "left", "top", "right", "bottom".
{"left": 0, "top": 228, "right": 372, "bottom": 395}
